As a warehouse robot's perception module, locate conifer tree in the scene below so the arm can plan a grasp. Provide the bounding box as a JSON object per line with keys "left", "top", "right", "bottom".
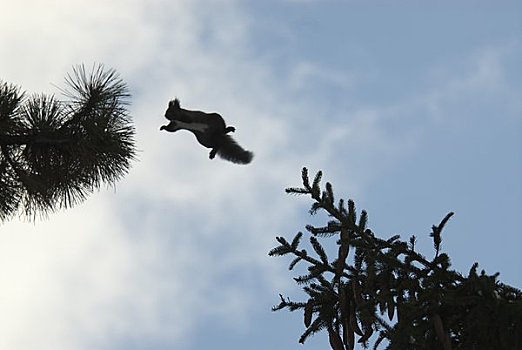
{"left": 270, "top": 167, "right": 522, "bottom": 350}
{"left": 0, "top": 64, "right": 136, "bottom": 221}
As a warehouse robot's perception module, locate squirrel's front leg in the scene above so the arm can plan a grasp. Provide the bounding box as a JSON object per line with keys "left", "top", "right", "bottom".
{"left": 225, "top": 126, "right": 235, "bottom": 134}
{"left": 209, "top": 148, "right": 217, "bottom": 159}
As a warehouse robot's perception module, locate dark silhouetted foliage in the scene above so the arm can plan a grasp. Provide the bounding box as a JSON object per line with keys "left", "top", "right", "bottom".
{"left": 270, "top": 167, "right": 522, "bottom": 350}
{"left": 0, "top": 64, "right": 136, "bottom": 220}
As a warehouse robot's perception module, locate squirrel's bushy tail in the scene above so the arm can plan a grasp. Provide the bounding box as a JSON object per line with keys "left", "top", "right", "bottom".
{"left": 217, "top": 135, "right": 254, "bottom": 164}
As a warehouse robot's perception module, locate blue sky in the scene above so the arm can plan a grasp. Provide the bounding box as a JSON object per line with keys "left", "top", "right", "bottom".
{"left": 1, "top": 1, "right": 521, "bottom": 349}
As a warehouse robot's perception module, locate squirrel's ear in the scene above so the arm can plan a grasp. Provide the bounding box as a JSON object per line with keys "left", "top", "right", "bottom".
{"left": 170, "top": 98, "right": 180, "bottom": 109}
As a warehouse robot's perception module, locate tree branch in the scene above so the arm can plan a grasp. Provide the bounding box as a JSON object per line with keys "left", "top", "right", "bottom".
{"left": 0, "top": 134, "right": 72, "bottom": 146}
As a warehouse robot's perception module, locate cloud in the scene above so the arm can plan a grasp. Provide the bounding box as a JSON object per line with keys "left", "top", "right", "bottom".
{"left": 422, "top": 43, "right": 522, "bottom": 124}
{"left": 0, "top": 1, "right": 309, "bottom": 349}
{"left": 288, "top": 61, "right": 357, "bottom": 91}
{"left": 0, "top": 196, "right": 134, "bottom": 350}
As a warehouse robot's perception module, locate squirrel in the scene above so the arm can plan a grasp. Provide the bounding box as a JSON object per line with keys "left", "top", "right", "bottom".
{"left": 160, "top": 98, "right": 253, "bottom": 164}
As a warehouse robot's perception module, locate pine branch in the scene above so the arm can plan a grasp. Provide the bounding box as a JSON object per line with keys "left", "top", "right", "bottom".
{"left": 310, "top": 236, "right": 329, "bottom": 264}
{"left": 430, "top": 212, "right": 454, "bottom": 258}
{"left": 0, "top": 64, "right": 136, "bottom": 220}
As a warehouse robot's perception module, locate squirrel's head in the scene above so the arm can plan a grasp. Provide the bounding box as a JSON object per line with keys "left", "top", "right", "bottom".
{"left": 161, "top": 98, "right": 182, "bottom": 132}
{"left": 164, "top": 98, "right": 181, "bottom": 120}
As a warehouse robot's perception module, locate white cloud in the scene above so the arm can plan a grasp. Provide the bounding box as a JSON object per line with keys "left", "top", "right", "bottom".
{"left": 397, "top": 44, "right": 516, "bottom": 127}
{"left": 288, "top": 61, "right": 357, "bottom": 91}
{"left": 0, "top": 195, "right": 135, "bottom": 350}
{"left": 0, "top": 1, "right": 308, "bottom": 349}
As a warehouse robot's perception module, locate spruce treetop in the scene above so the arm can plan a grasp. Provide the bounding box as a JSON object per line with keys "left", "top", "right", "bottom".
{"left": 271, "top": 167, "right": 522, "bottom": 350}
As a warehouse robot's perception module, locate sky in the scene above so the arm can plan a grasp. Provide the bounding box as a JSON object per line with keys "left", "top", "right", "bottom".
{"left": 0, "top": 1, "right": 521, "bottom": 349}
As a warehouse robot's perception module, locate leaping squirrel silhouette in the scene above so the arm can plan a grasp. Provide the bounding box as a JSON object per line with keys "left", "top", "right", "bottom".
{"left": 160, "top": 99, "right": 254, "bottom": 164}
